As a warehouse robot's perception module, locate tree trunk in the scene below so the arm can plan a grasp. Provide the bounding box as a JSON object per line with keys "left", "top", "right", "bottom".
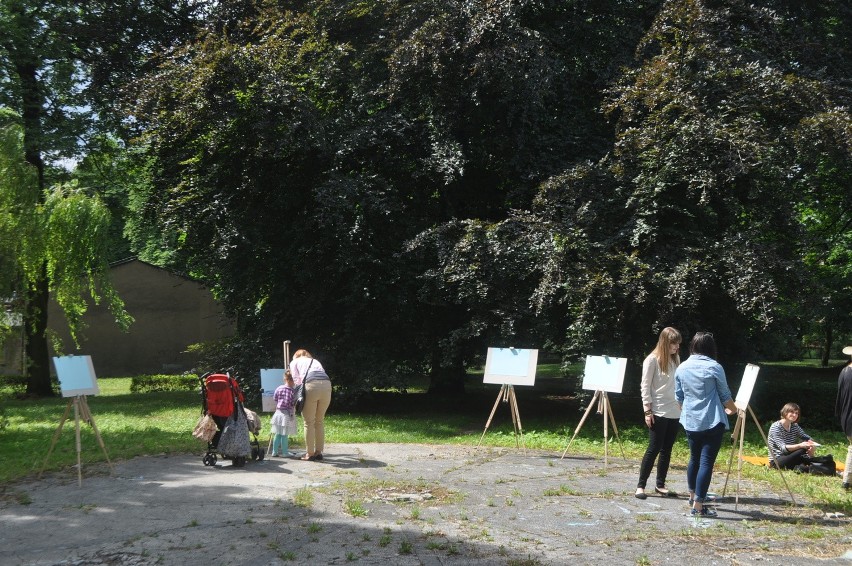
{"left": 24, "top": 269, "right": 53, "bottom": 396}
{"left": 23, "top": 281, "right": 52, "bottom": 396}
{"left": 427, "top": 347, "right": 466, "bottom": 395}
{"left": 821, "top": 324, "right": 833, "bottom": 368}
{"left": 17, "top": 51, "right": 53, "bottom": 396}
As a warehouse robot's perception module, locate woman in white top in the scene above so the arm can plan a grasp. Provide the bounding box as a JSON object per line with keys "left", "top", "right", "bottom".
{"left": 635, "top": 327, "right": 683, "bottom": 499}
{"left": 290, "top": 349, "right": 332, "bottom": 461}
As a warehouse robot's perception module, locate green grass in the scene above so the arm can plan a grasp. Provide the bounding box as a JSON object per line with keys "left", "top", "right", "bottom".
{"left": 1, "top": 368, "right": 849, "bottom": 514}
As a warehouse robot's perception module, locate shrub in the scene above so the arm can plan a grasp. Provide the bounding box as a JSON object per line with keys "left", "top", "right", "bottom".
{"left": 130, "top": 373, "right": 199, "bottom": 393}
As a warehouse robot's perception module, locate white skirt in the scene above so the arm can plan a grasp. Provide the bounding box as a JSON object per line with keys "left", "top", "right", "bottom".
{"left": 270, "top": 409, "right": 298, "bottom": 436}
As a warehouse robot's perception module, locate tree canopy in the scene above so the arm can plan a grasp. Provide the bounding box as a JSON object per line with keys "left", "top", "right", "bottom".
{"left": 0, "top": 0, "right": 202, "bottom": 394}
{"left": 2, "top": 0, "right": 849, "bottom": 396}
{"left": 122, "top": 0, "right": 851, "bottom": 393}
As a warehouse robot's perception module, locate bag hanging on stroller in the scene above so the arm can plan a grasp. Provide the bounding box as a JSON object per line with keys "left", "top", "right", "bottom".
{"left": 217, "top": 404, "right": 252, "bottom": 459}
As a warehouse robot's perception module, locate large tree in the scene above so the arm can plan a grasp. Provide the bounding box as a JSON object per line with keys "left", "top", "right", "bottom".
{"left": 128, "top": 0, "right": 663, "bottom": 393}
{"left": 0, "top": 109, "right": 130, "bottom": 388}
{"left": 509, "top": 0, "right": 852, "bottom": 362}
{"left": 127, "top": 0, "right": 850, "bottom": 397}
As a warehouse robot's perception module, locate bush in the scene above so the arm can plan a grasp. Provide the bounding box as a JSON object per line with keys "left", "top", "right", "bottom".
{"left": 130, "top": 373, "right": 199, "bottom": 393}
{"left": 0, "top": 374, "right": 27, "bottom": 390}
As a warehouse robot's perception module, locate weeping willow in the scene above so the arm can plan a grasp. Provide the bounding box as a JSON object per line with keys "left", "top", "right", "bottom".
{"left": 0, "top": 109, "right": 131, "bottom": 352}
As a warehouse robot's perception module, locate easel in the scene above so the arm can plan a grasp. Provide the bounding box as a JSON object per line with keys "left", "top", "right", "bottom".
{"left": 722, "top": 406, "right": 796, "bottom": 508}
{"left": 268, "top": 340, "right": 291, "bottom": 455}
{"left": 39, "top": 395, "right": 113, "bottom": 487}
{"left": 561, "top": 389, "right": 625, "bottom": 469}
{"left": 478, "top": 383, "right": 526, "bottom": 454}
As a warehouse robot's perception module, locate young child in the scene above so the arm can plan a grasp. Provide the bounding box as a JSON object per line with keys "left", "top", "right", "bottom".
{"left": 270, "top": 370, "right": 298, "bottom": 457}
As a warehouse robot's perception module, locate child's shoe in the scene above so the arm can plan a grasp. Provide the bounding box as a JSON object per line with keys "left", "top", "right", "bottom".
{"left": 690, "top": 506, "right": 717, "bottom": 517}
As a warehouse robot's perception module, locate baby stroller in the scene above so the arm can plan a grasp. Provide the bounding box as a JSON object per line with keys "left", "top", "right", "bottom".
{"left": 199, "top": 371, "right": 265, "bottom": 467}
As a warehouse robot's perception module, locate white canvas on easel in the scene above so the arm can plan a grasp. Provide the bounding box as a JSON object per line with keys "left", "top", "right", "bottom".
{"left": 581, "top": 355, "right": 627, "bottom": 393}
{"left": 562, "top": 355, "right": 627, "bottom": 467}
{"left": 734, "top": 363, "right": 759, "bottom": 410}
{"left": 54, "top": 355, "right": 100, "bottom": 397}
{"left": 484, "top": 348, "right": 538, "bottom": 386}
{"left": 260, "top": 368, "right": 286, "bottom": 412}
{"left": 479, "top": 348, "right": 538, "bottom": 452}
{"left": 42, "top": 355, "right": 112, "bottom": 486}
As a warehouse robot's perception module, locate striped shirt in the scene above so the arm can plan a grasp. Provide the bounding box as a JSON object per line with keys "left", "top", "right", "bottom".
{"left": 767, "top": 421, "right": 811, "bottom": 462}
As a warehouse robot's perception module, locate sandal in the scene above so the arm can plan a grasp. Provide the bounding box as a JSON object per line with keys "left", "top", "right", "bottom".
{"left": 300, "top": 454, "right": 313, "bottom": 461}
{"left": 655, "top": 487, "right": 677, "bottom": 497}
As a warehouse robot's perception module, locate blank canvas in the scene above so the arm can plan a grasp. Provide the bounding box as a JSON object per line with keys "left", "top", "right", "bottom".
{"left": 735, "top": 363, "right": 760, "bottom": 410}
{"left": 483, "top": 348, "right": 538, "bottom": 386}
{"left": 260, "top": 368, "right": 286, "bottom": 412}
{"left": 581, "top": 355, "right": 627, "bottom": 393}
{"left": 53, "top": 355, "right": 100, "bottom": 397}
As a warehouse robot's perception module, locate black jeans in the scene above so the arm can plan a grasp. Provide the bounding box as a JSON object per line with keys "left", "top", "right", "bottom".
{"left": 770, "top": 448, "right": 809, "bottom": 470}
{"left": 637, "top": 415, "right": 680, "bottom": 489}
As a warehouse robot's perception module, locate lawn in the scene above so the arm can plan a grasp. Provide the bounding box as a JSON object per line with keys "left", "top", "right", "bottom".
{"left": 0, "top": 361, "right": 849, "bottom": 514}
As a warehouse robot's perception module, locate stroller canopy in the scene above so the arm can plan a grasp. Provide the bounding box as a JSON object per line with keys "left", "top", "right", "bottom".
{"left": 204, "top": 373, "right": 244, "bottom": 417}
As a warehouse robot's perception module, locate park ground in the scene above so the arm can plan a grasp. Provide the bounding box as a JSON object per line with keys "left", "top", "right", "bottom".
{"left": 1, "top": 442, "right": 850, "bottom": 566}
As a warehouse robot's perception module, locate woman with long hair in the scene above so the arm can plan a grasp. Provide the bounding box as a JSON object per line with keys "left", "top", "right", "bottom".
{"left": 635, "top": 327, "right": 682, "bottom": 499}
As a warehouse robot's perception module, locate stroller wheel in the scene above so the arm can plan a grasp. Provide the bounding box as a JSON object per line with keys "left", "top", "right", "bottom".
{"left": 257, "top": 447, "right": 266, "bottom": 461}
{"left": 251, "top": 447, "right": 259, "bottom": 461}
{"left": 202, "top": 453, "right": 217, "bottom": 466}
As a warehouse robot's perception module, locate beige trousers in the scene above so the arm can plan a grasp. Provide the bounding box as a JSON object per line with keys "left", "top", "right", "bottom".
{"left": 302, "top": 380, "right": 332, "bottom": 455}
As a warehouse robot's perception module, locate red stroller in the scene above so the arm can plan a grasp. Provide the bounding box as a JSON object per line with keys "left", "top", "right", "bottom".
{"left": 199, "top": 372, "right": 265, "bottom": 467}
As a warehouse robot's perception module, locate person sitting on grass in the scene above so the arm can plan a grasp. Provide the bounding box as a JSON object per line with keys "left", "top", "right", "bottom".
{"left": 767, "top": 402, "right": 815, "bottom": 471}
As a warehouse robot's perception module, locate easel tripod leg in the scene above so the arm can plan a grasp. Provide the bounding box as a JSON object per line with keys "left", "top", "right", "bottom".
{"left": 74, "top": 397, "right": 83, "bottom": 487}
{"left": 604, "top": 394, "right": 626, "bottom": 460}
{"left": 81, "top": 396, "right": 113, "bottom": 474}
{"left": 508, "top": 387, "right": 526, "bottom": 454}
{"left": 722, "top": 412, "right": 743, "bottom": 497}
{"left": 602, "top": 393, "right": 609, "bottom": 468}
{"left": 479, "top": 384, "right": 505, "bottom": 447}
{"left": 39, "top": 399, "right": 73, "bottom": 478}
{"left": 749, "top": 405, "right": 796, "bottom": 506}
{"left": 561, "top": 390, "right": 600, "bottom": 459}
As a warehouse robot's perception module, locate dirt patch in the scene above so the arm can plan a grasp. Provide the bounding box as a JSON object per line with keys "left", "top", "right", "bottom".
{"left": 1, "top": 443, "right": 850, "bottom": 565}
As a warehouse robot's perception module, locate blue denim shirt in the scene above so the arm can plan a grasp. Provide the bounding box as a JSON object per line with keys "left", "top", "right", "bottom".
{"left": 675, "top": 354, "right": 732, "bottom": 432}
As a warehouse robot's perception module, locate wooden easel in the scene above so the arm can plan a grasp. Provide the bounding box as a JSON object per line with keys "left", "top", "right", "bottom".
{"left": 39, "top": 395, "right": 113, "bottom": 487}
{"left": 561, "top": 389, "right": 625, "bottom": 469}
{"left": 478, "top": 384, "right": 526, "bottom": 453}
{"left": 722, "top": 405, "right": 796, "bottom": 508}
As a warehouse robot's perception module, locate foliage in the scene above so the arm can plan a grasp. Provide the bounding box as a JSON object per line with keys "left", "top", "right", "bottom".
{"left": 0, "top": 0, "right": 206, "bottom": 395}
{"left": 0, "top": 112, "right": 132, "bottom": 344}
{"left": 127, "top": 0, "right": 667, "bottom": 394}
{"left": 5, "top": 1, "right": 848, "bottom": 396}
{"left": 490, "top": 0, "right": 852, "bottom": 362}
{"left": 129, "top": 373, "right": 199, "bottom": 394}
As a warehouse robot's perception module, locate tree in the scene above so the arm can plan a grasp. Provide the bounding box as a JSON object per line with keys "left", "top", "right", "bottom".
{"left": 0, "top": 0, "right": 204, "bottom": 394}
{"left": 515, "top": 0, "right": 852, "bottom": 362}
{"left": 127, "top": 0, "right": 663, "bottom": 394}
{"left": 0, "top": 110, "right": 131, "bottom": 393}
